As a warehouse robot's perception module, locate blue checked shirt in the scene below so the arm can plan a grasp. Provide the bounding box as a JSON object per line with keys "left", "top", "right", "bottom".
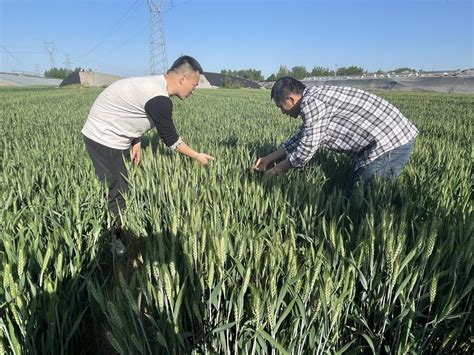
{"left": 283, "top": 86, "right": 419, "bottom": 170}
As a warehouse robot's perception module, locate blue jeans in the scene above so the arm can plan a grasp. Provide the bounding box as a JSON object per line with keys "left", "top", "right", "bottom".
{"left": 353, "top": 140, "right": 416, "bottom": 183}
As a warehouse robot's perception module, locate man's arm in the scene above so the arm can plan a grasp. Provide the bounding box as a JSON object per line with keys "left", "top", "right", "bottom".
{"left": 282, "top": 124, "right": 304, "bottom": 154}
{"left": 264, "top": 158, "right": 292, "bottom": 176}
{"left": 254, "top": 147, "right": 286, "bottom": 171}
{"left": 267, "top": 99, "right": 329, "bottom": 175}
{"left": 255, "top": 123, "right": 304, "bottom": 172}
{"left": 145, "top": 96, "right": 214, "bottom": 165}
{"left": 175, "top": 141, "right": 214, "bottom": 165}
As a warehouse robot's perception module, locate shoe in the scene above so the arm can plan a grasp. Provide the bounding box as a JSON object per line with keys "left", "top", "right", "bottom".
{"left": 112, "top": 228, "right": 126, "bottom": 257}
{"left": 114, "top": 238, "right": 126, "bottom": 256}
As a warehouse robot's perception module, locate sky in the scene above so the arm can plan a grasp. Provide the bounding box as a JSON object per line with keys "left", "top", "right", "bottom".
{"left": 1, "top": 0, "right": 472, "bottom": 78}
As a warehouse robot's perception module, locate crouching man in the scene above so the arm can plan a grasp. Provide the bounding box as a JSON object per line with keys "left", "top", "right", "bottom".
{"left": 254, "top": 77, "right": 418, "bottom": 188}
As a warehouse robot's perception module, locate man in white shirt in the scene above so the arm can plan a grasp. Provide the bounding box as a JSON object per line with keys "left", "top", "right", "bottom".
{"left": 82, "top": 56, "right": 213, "bottom": 247}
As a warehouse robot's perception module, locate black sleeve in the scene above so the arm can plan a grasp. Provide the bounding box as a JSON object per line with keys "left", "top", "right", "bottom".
{"left": 144, "top": 96, "right": 179, "bottom": 147}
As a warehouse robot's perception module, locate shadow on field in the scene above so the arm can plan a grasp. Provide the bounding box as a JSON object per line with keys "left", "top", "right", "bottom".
{"left": 140, "top": 134, "right": 173, "bottom": 157}
{"left": 97, "top": 224, "right": 208, "bottom": 354}
{"left": 239, "top": 141, "right": 354, "bottom": 194}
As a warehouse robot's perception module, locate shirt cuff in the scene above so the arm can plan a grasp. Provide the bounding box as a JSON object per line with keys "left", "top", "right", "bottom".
{"left": 282, "top": 142, "right": 294, "bottom": 155}
{"left": 131, "top": 137, "right": 141, "bottom": 146}
{"left": 287, "top": 153, "right": 303, "bottom": 169}
{"left": 169, "top": 137, "right": 182, "bottom": 150}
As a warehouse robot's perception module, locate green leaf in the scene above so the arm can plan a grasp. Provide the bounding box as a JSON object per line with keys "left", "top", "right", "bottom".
{"left": 173, "top": 279, "right": 187, "bottom": 324}
{"left": 256, "top": 327, "right": 289, "bottom": 355}
{"left": 335, "top": 339, "right": 356, "bottom": 354}
{"left": 275, "top": 297, "right": 296, "bottom": 333}
{"left": 361, "top": 333, "right": 376, "bottom": 354}
{"left": 211, "top": 321, "right": 237, "bottom": 334}
{"left": 65, "top": 306, "right": 89, "bottom": 348}
{"left": 394, "top": 274, "right": 412, "bottom": 302}
{"left": 209, "top": 279, "right": 223, "bottom": 307}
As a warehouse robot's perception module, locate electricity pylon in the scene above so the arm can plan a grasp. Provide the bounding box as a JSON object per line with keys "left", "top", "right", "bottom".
{"left": 64, "top": 54, "right": 72, "bottom": 71}
{"left": 44, "top": 41, "right": 56, "bottom": 69}
{"left": 147, "top": 0, "right": 168, "bottom": 75}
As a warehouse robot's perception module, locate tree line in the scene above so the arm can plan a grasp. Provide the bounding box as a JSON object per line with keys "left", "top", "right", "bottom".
{"left": 221, "top": 65, "right": 418, "bottom": 82}
{"left": 44, "top": 67, "right": 86, "bottom": 79}
{"left": 45, "top": 65, "right": 418, "bottom": 82}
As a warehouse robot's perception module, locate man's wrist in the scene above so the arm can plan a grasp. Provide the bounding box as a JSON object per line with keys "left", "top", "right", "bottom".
{"left": 276, "top": 159, "right": 291, "bottom": 173}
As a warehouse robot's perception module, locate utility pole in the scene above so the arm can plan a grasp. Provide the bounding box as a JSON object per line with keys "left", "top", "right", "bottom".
{"left": 44, "top": 41, "right": 56, "bottom": 69}
{"left": 147, "top": 0, "right": 168, "bottom": 75}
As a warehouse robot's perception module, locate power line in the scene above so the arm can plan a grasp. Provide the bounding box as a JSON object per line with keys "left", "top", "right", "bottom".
{"left": 77, "top": 0, "right": 144, "bottom": 59}
{"left": 163, "top": 0, "right": 192, "bottom": 14}
{"left": 1, "top": 45, "right": 24, "bottom": 65}
{"left": 105, "top": 22, "right": 149, "bottom": 56}
{"left": 0, "top": 50, "right": 43, "bottom": 54}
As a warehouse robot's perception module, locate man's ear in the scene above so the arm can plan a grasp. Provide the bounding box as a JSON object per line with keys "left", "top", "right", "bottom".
{"left": 178, "top": 74, "right": 186, "bottom": 85}
{"left": 288, "top": 94, "right": 302, "bottom": 106}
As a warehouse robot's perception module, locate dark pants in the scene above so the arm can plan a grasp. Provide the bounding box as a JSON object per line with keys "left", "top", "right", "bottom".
{"left": 83, "top": 135, "right": 130, "bottom": 216}
{"left": 349, "top": 140, "right": 416, "bottom": 189}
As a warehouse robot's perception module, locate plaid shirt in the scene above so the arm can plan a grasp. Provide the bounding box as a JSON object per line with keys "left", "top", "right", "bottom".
{"left": 283, "top": 86, "right": 419, "bottom": 169}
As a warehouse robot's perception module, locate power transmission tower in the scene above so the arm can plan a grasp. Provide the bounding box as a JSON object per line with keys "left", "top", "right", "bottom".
{"left": 44, "top": 41, "right": 56, "bottom": 69}
{"left": 147, "top": 0, "right": 168, "bottom": 75}
{"left": 64, "top": 54, "right": 72, "bottom": 71}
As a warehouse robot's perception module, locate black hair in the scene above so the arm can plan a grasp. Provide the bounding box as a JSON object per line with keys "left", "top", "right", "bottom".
{"left": 167, "top": 55, "right": 203, "bottom": 74}
{"left": 271, "top": 76, "right": 306, "bottom": 103}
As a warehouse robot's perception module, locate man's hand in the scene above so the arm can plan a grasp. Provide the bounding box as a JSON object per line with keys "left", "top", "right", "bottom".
{"left": 264, "top": 159, "right": 292, "bottom": 176}
{"left": 131, "top": 142, "right": 141, "bottom": 166}
{"left": 254, "top": 157, "right": 270, "bottom": 172}
{"left": 175, "top": 141, "right": 214, "bottom": 166}
{"left": 195, "top": 153, "right": 214, "bottom": 165}
{"left": 264, "top": 167, "right": 279, "bottom": 176}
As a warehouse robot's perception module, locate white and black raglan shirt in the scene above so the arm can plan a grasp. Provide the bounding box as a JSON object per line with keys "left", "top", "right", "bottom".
{"left": 82, "top": 75, "right": 181, "bottom": 150}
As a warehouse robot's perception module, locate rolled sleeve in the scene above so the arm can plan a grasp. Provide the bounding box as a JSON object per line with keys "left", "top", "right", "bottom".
{"left": 287, "top": 99, "right": 328, "bottom": 168}
{"left": 169, "top": 137, "right": 182, "bottom": 150}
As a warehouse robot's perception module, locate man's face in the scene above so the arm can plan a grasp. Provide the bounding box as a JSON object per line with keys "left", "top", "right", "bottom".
{"left": 275, "top": 94, "right": 302, "bottom": 118}
{"left": 177, "top": 71, "right": 200, "bottom": 100}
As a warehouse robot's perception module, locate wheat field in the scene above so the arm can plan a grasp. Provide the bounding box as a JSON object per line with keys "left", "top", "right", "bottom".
{"left": 1, "top": 87, "right": 472, "bottom": 354}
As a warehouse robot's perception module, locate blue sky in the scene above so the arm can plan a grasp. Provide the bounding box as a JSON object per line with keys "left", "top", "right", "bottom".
{"left": 1, "top": 0, "right": 472, "bottom": 78}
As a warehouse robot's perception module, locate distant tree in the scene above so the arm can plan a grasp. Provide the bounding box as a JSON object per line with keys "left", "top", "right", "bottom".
{"left": 242, "top": 69, "right": 263, "bottom": 81}
{"left": 276, "top": 65, "right": 289, "bottom": 79}
{"left": 267, "top": 64, "right": 367, "bottom": 80}
{"left": 265, "top": 74, "right": 277, "bottom": 82}
{"left": 289, "top": 66, "right": 308, "bottom": 80}
{"left": 346, "top": 66, "right": 365, "bottom": 75}
{"left": 44, "top": 66, "right": 83, "bottom": 79}
{"left": 376, "top": 69, "right": 386, "bottom": 75}
{"left": 310, "top": 66, "right": 332, "bottom": 77}
{"left": 219, "top": 68, "right": 263, "bottom": 81}
{"left": 337, "top": 66, "right": 365, "bottom": 76}
{"left": 392, "top": 67, "right": 416, "bottom": 73}
{"left": 221, "top": 76, "right": 242, "bottom": 89}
